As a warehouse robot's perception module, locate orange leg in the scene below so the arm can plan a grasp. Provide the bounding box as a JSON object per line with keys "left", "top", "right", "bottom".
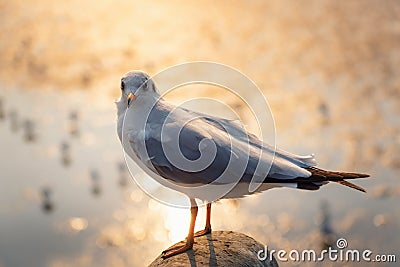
{"left": 194, "top": 203, "right": 212, "bottom": 237}
{"left": 162, "top": 199, "right": 198, "bottom": 259}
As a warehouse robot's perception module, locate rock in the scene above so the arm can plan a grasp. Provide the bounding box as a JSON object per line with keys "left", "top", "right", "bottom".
{"left": 149, "top": 231, "right": 279, "bottom": 267}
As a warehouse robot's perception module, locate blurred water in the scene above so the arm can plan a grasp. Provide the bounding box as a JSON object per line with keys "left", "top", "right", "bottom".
{"left": 1, "top": 1, "right": 400, "bottom": 266}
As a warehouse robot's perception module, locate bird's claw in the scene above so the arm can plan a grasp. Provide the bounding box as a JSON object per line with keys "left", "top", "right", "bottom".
{"left": 162, "top": 243, "right": 183, "bottom": 254}
{"left": 161, "top": 242, "right": 193, "bottom": 259}
{"left": 194, "top": 227, "right": 211, "bottom": 237}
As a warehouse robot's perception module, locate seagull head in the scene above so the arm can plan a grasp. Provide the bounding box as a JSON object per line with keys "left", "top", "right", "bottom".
{"left": 119, "top": 70, "right": 157, "bottom": 108}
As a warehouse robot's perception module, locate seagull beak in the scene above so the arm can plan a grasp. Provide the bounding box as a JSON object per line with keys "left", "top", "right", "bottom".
{"left": 127, "top": 92, "right": 135, "bottom": 106}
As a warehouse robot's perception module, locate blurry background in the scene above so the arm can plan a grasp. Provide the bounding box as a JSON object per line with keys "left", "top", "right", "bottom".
{"left": 1, "top": 0, "right": 399, "bottom": 266}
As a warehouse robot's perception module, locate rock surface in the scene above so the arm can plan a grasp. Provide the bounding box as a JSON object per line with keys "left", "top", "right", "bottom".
{"left": 149, "top": 231, "right": 279, "bottom": 267}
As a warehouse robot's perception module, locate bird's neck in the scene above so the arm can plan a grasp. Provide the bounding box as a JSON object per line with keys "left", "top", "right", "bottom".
{"left": 134, "top": 91, "right": 161, "bottom": 111}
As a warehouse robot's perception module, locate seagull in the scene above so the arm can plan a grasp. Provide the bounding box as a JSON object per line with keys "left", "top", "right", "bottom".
{"left": 116, "top": 70, "right": 369, "bottom": 258}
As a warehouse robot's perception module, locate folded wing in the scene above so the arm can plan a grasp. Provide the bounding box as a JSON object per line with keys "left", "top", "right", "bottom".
{"left": 132, "top": 101, "right": 317, "bottom": 187}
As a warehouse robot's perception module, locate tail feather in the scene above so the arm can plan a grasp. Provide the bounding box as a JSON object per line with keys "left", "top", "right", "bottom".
{"left": 297, "top": 182, "right": 320, "bottom": 191}
{"left": 262, "top": 167, "right": 369, "bottom": 192}
{"left": 306, "top": 167, "right": 369, "bottom": 192}
{"left": 335, "top": 180, "right": 366, "bottom": 193}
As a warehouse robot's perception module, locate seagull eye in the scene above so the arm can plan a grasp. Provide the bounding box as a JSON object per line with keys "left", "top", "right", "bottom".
{"left": 121, "top": 80, "right": 125, "bottom": 91}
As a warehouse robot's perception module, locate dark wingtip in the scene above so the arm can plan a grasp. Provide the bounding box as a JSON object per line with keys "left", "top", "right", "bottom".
{"left": 335, "top": 180, "right": 367, "bottom": 193}
{"left": 357, "top": 186, "right": 367, "bottom": 193}
{"left": 339, "top": 172, "right": 370, "bottom": 179}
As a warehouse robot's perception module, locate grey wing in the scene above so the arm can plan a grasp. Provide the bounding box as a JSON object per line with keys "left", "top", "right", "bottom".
{"left": 136, "top": 103, "right": 316, "bottom": 187}
{"left": 183, "top": 108, "right": 317, "bottom": 180}
{"left": 143, "top": 119, "right": 234, "bottom": 185}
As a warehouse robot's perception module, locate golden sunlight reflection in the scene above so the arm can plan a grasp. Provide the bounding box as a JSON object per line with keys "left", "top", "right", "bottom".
{"left": 1, "top": 0, "right": 400, "bottom": 266}
{"left": 68, "top": 217, "right": 88, "bottom": 232}
{"left": 147, "top": 199, "right": 161, "bottom": 212}
{"left": 164, "top": 207, "right": 190, "bottom": 243}
{"left": 129, "top": 221, "right": 147, "bottom": 241}
{"left": 129, "top": 189, "right": 144, "bottom": 203}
